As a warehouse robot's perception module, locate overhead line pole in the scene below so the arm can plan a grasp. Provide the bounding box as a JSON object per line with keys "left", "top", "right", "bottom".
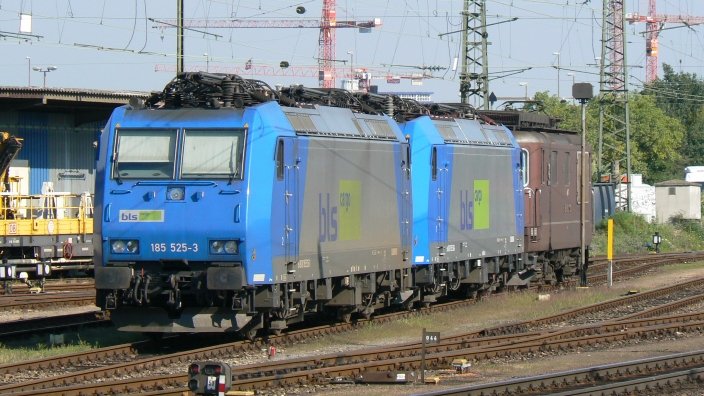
{"left": 598, "top": 0, "right": 632, "bottom": 212}
{"left": 459, "top": 0, "right": 489, "bottom": 109}
{"left": 177, "top": 0, "right": 184, "bottom": 75}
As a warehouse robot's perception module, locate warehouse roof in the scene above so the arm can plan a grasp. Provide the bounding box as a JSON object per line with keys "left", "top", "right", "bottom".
{"left": 655, "top": 179, "right": 701, "bottom": 187}
{"left": 0, "top": 86, "right": 150, "bottom": 124}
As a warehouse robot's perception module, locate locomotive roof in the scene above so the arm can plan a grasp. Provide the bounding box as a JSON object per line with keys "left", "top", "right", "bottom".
{"left": 431, "top": 118, "right": 514, "bottom": 147}
{"left": 282, "top": 106, "right": 401, "bottom": 140}
{"left": 478, "top": 110, "right": 577, "bottom": 134}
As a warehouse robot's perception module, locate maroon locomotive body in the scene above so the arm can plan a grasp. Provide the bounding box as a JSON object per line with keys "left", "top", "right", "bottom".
{"left": 481, "top": 110, "right": 593, "bottom": 284}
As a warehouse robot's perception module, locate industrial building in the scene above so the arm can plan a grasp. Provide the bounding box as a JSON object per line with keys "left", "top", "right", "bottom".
{"left": 0, "top": 86, "right": 147, "bottom": 195}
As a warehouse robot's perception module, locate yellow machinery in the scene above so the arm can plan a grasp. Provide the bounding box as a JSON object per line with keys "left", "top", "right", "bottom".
{"left": 0, "top": 132, "right": 94, "bottom": 291}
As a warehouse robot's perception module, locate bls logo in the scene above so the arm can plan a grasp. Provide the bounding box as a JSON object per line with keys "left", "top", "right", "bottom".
{"left": 121, "top": 212, "right": 138, "bottom": 221}
{"left": 118, "top": 210, "right": 164, "bottom": 222}
{"left": 319, "top": 193, "right": 338, "bottom": 242}
{"left": 460, "top": 190, "right": 474, "bottom": 230}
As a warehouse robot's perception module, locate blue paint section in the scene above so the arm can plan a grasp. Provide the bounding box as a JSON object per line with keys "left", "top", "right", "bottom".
{"left": 402, "top": 116, "right": 445, "bottom": 266}
{"left": 393, "top": 141, "right": 411, "bottom": 254}
{"left": 502, "top": 125, "right": 525, "bottom": 236}
{"left": 94, "top": 106, "right": 127, "bottom": 265}
{"left": 241, "top": 101, "right": 296, "bottom": 285}
{"left": 97, "top": 107, "right": 252, "bottom": 276}
{"left": 440, "top": 145, "right": 454, "bottom": 243}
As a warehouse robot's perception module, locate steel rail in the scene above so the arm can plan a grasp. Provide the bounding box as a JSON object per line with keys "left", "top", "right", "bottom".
{"left": 417, "top": 350, "right": 704, "bottom": 395}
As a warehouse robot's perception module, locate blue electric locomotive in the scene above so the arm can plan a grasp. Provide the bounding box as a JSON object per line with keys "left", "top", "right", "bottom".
{"left": 355, "top": 96, "right": 526, "bottom": 301}
{"left": 94, "top": 73, "right": 533, "bottom": 336}
{"left": 95, "top": 74, "right": 414, "bottom": 335}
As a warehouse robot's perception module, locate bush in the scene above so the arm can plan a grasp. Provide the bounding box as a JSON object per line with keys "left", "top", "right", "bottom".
{"left": 592, "top": 211, "right": 704, "bottom": 255}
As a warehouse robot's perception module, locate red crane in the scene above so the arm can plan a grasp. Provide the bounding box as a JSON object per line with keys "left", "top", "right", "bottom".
{"left": 626, "top": 0, "right": 704, "bottom": 83}
{"left": 154, "top": 0, "right": 380, "bottom": 88}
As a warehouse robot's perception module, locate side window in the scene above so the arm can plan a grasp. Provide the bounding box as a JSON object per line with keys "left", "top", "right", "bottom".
{"left": 548, "top": 150, "right": 557, "bottom": 186}
{"left": 520, "top": 148, "right": 529, "bottom": 187}
{"left": 276, "top": 139, "right": 284, "bottom": 180}
{"left": 431, "top": 147, "right": 438, "bottom": 181}
{"left": 564, "top": 151, "right": 571, "bottom": 185}
{"left": 406, "top": 144, "right": 411, "bottom": 180}
{"left": 540, "top": 149, "right": 546, "bottom": 185}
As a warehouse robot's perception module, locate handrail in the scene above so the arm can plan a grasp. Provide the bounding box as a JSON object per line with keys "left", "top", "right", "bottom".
{"left": 0, "top": 192, "right": 95, "bottom": 221}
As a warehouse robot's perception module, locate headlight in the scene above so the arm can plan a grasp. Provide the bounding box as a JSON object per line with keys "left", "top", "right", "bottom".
{"left": 111, "top": 239, "right": 139, "bottom": 254}
{"left": 112, "top": 240, "right": 126, "bottom": 253}
{"left": 125, "top": 240, "right": 139, "bottom": 253}
{"left": 210, "top": 240, "right": 239, "bottom": 254}
{"left": 167, "top": 186, "right": 185, "bottom": 201}
{"left": 224, "top": 240, "right": 238, "bottom": 254}
{"left": 211, "top": 241, "right": 223, "bottom": 253}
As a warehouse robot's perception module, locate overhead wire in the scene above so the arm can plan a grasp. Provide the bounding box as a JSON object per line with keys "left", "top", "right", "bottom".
{"left": 139, "top": 0, "right": 148, "bottom": 53}
{"left": 1, "top": 0, "right": 702, "bottom": 95}
{"left": 122, "top": 0, "right": 138, "bottom": 50}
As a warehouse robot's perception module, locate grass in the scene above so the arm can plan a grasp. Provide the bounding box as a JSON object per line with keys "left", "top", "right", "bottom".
{"left": 0, "top": 340, "right": 96, "bottom": 365}
{"left": 0, "top": 327, "right": 143, "bottom": 364}
{"left": 306, "top": 286, "right": 630, "bottom": 348}
{"left": 591, "top": 211, "right": 704, "bottom": 255}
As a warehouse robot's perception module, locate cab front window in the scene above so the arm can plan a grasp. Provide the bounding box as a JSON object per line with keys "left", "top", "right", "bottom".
{"left": 113, "top": 129, "right": 177, "bottom": 179}
{"left": 181, "top": 129, "right": 246, "bottom": 179}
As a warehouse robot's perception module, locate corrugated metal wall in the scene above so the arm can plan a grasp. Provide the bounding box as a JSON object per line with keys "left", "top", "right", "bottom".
{"left": 16, "top": 112, "right": 50, "bottom": 195}
{"left": 3, "top": 111, "right": 103, "bottom": 195}
{"left": 47, "top": 115, "right": 102, "bottom": 195}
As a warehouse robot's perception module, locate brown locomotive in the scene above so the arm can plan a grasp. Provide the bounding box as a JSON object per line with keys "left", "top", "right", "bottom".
{"left": 482, "top": 109, "right": 592, "bottom": 284}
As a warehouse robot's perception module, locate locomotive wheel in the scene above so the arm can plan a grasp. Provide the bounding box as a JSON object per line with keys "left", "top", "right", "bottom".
{"left": 244, "top": 327, "right": 258, "bottom": 341}
{"left": 269, "top": 328, "right": 282, "bottom": 336}
{"left": 337, "top": 311, "right": 352, "bottom": 323}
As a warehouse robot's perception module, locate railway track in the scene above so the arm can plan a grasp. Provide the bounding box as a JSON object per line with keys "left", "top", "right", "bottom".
{"left": 3, "top": 259, "right": 704, "bottom": 395}
{"left": 0, "top": 311, "right": 108, "bottom": 340}
{"left": 0, "top": 290, "right": 95, "bottom": 311}
{"left": 11, "top": 312, "right": 704, "bottom": 396}
{"left": 415, "top": 350, "right": 704, "bottom": 396}
{"left": 1, "top": 279, "right": 94, "bottom": 295}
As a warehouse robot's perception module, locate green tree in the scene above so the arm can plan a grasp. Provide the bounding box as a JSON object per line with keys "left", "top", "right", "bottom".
{"left": 645, "top": 64, "right": 704, "bottom": 167}
{"left": 627, "top": 94, "right": 685, "bottom": 182}
{"left": 535, "top": 91, "right": 685, "bottom": 183}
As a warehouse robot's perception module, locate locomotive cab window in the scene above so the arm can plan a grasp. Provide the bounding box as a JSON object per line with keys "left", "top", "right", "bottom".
{"left": 275, "top": 139, "right": 284, "bottom": 180}
{"left": 431, "top": 147, "right": 438, "bottom": 181}
{"left": 181, "top": 129, "right": 246, "bottom": 179}
{"left": 113, "top": 129, "right": 177, "bottom": 179}
{"left": 548, "top": 150, "right": 557, "bottom": 186}
{"left": 520, "top": 148, "right": 529, "bottom": 187}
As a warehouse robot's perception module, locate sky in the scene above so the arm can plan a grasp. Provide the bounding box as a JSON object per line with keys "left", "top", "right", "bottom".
{"left": 1, "top": 0, "right": 703, "bottom": 105}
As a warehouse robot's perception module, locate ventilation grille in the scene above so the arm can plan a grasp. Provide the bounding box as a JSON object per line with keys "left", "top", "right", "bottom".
{"left": 365, "top": 119, "right": 396, "bottom": 139}
{"left": 286, "top": 113, "right": 317, "bottom": 133}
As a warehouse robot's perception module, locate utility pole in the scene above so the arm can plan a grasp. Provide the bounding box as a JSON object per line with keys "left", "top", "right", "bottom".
{"left": 177, "top": 0, "right": 184, "bottom": 75}
{"left": 459, "top": 0, "right": 489, "bottom": 109}
{"left": 598, "top": 0, "right": 632, "bottom": 211}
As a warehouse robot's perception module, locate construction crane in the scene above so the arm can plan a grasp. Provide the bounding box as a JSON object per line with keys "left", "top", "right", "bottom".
{"left": 153, "top": 0, "right": 380, "bottom": 88}
{"left": 626, "top": 0, "right": 704, "bottom": 83}
{"left": 153, "top": 63, "right": 434, "bottom": 92}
